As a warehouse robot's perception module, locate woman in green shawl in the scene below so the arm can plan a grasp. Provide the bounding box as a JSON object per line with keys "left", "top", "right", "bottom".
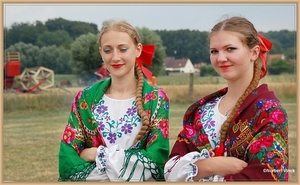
{"left": 58, "top": 19, "right": 170, "bottom": 181}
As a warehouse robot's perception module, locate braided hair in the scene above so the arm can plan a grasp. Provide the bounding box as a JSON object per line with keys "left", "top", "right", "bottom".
{"left": 220, "top": 60, "right": 261, "bottom": 142}
{"left": 133, "top": 62, "right": 151, "bottom": 144}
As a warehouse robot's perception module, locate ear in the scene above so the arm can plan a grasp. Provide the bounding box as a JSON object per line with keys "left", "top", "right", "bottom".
{"left": 251, "top": 45, "right": 260, "bottom": 61}
{"left": 136, "top": 43, "right": 142, "bottom": 58}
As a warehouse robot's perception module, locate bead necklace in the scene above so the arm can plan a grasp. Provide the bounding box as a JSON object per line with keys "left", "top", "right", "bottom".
{"left": 222, "top": 95, "right": 234, "bottom": 117}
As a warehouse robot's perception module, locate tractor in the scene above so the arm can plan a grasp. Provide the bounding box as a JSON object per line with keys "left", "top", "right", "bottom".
{"left": 4, "top": 52, "right": 55, "bottom": 93}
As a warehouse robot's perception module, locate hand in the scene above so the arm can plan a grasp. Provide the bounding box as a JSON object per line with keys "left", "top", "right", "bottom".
{"left": 211, "top": 156, "right": 248, "bottom": 176}
{"left": 193, "top": 156, "right": 247, "bottom": 180}
{"left": 80, "top": 147, "right": 98, "bottom": 162}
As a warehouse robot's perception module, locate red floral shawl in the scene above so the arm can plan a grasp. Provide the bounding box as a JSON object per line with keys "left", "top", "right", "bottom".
{"left": 168, "top": 84, "right": 288, "bottom": 181}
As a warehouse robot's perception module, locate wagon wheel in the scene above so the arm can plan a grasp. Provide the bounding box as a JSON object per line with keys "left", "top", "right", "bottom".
{"left": 18, "top": 67, "right": 39, "bottom": 91}
{"left": 33, "top": 67, "right": 55, "bottom": 90}
{"left": 18, "top": 66, "right": 54, "bottom": 92}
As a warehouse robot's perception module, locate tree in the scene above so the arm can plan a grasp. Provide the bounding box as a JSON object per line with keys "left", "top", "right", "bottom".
{"left": 263, "top": 30, "right": 296, "bottom": 50}
{"left": 38, "top": 45, "right": 73, "bottom": 74}
{"left": 45, "top": 18, "right": 98, "bottom": 39}
{"left": 70, "top": 33, "right": 102, "bottom": 82}
{"left": 5, "top": 22, "right": 39, "bottom": 49}
{"left": 34, "top": 20, "right": 48, "bottom": 33}
{"left": 268, "top": 58, "right": 294, "bottom": 75}
{"left": 5, "top": 42, "right": 40, "bottom": 71}
{"left": 268, "top": 40, "right": 284, "bottom": 54}
{"left": 284, "top": 47, "right": 297, "bottom": 60}
{"left": 36, "top": 30, "right": 74, "bottom": 48}
{"left": 137, "top": 27, "right": 166, "bottom": 76}
{"left": 5, "top": 42, "right": 73, "bottom": 74}
{"left": 199, "top": 64, "right": 218, "bottom": 77}
{"left": 155, "top": 29, "right": 210, "bottom": 64}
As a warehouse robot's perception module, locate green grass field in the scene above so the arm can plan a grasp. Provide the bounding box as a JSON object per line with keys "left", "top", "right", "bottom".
{"left": 3, "top": 74, "right": 298, "bottom": 182}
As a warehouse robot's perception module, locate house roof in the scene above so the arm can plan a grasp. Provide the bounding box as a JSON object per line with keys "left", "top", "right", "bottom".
{"left": 164, "top": 57, "right": 189, "bottom": 68}
{"left": 268, "top": 54, "right": 285, "bottom": 61}
{"left": 164, "top": 57, "right": 175, "bottom": 67}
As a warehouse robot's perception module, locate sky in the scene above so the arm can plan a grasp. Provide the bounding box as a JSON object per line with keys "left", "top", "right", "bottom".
{"left": 3, "top": 3, "right": 297, "bottom": 32}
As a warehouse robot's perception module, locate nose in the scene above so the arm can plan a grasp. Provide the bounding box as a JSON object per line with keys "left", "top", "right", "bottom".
{"left": 217, "top": 51, "right": 227, "bottom": 62}
{"left": 112, "top": 50, "right": 120, "bottom": 61}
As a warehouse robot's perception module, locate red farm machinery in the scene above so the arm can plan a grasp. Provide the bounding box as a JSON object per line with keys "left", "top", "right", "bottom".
{"left": 4, "top": 52, "right": 55, "bottom": 93}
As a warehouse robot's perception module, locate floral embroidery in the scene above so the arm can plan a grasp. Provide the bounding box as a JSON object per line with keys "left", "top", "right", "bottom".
{"left": 198, "top": 134, "right": 209, "bottom": 143}
{"left": 80, "top": 101, "right": 88, "bottom": 109}
{"left": 121, "top": 123, "right": 133, "bottom": 134}
{"left": 71, "top": 91, "right": 82, "bottom": 112}
{"left": 96, "top": 105, "right": 108, "bottom": 114}
{"left": 158, "top": 119, "right": 169, "bottom": 138}
{"left": 146, "top": 132, "right": 158, "bottom": 147}
{"left": 144, "top": 91, "right": 157, "bottom": 103}
{"left": 186, "top": 163, "right": 197, "bottom": 181}
{"left": 270, "top": 110, "right": 285, "bottom": 124}
{"left": 62, "top": 125, "right": 76, "bottom": 144}
{"left": 210, "top": 132, "right": 217, "bottom": 139}
{"left": 107, "top": 132, "right": 117, "bottom": 144}
{"left": 99, "top": 121, "right": 105, "bottom": 131}
{"left": 203, "top": 117, "right": 215, "bottom": 129}
{"left": 164, "top": 103, "right": 169, "bottom": 110}
{"left": 126, "top": 107, "right": 137, "bottom": 116}
{"left": 92, "top": 100, "right": 141, "bottom": 143}
{"left": 249, "top": 135, "right": 273, "bottom": 154}
{"left": 97, "top": 146, "right": 107, "bottom": 172}
{"left": 182, "top": 124, "right": 197, "bottom": 139}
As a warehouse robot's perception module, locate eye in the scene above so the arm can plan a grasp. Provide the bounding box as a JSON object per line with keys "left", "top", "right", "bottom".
{"left": 103, "top": 48, "right": 111, "bottom": 53}
{"left": 227, "top": 47, "right": 237, "bottom": 51}
{"left": 210, "top": 49, "right": 218, "bottom": 54}
{"left": 120, "top": 47, "right": 128, "bottom": 52}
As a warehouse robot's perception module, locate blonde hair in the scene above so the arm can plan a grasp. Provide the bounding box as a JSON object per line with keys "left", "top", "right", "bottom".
{"left": 98, "top": 20, "right": 150, "bottom": 144}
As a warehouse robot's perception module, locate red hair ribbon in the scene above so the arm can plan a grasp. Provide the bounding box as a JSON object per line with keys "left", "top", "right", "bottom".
{"left": 257, "top": 33, "right": 272, "bottom": 78}
{"left": 136, "top": 44, "right": 155, "bottom": 82}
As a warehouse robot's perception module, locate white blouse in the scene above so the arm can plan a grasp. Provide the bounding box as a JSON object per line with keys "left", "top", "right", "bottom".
{"left": 164, "top": 96, "right": 227, "bottom": 182}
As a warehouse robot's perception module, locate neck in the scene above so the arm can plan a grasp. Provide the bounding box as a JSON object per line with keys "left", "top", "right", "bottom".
{"left": 226, "top": 80, "right": 251, "bottom": 101}
{"left": 106, "top": 77, "right": 137, "bottom": 99}
{"left": 220, "top": 84, "right": 245, "bottom": 117}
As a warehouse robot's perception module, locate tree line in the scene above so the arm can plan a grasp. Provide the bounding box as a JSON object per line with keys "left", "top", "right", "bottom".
{"left": 4, "top": 17, "right": 296, "bottom": 79}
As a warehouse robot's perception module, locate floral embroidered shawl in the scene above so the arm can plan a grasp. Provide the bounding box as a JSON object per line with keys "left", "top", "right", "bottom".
{"left": 58, "top": 78, "right": 170, "bottom": 181}
{"left": 168, "top": 84, "right": 288, "bottom": 181}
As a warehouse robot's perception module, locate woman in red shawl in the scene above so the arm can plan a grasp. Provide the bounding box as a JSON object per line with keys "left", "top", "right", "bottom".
{"left": 164, "top": 15, "right": 288, "bottom": 182}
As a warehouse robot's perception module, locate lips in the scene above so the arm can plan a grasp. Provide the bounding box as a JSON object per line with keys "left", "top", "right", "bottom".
{"left": 220, "top": 65, "right": 230, "bottom": 70}
{"left": 111, "top": 64, "right": 124, "bottom": 69}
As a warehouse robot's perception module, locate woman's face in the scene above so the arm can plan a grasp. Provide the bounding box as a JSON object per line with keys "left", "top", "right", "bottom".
{"left": 99, "top": 30, "right": 142, "bottom": 79}
{"left": 209, "top": 30, "right": 259, "bottom": 82}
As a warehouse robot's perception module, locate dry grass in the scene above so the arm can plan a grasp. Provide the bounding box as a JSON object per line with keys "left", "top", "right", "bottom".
{"left": 160, "top": 82, "right": 296, "bottom": 104}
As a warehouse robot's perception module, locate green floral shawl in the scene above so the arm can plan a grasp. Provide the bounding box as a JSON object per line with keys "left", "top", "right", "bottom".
{"left": 58, "top": 78, "right": 170, "bottom": 181}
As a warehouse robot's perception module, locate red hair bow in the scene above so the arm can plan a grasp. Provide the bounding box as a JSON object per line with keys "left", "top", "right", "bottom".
{"left": 257, "top": 33, "right": 272, "bottom": 78}
{"left": 136, "top": 44, "right": 155, "bottom": 82}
